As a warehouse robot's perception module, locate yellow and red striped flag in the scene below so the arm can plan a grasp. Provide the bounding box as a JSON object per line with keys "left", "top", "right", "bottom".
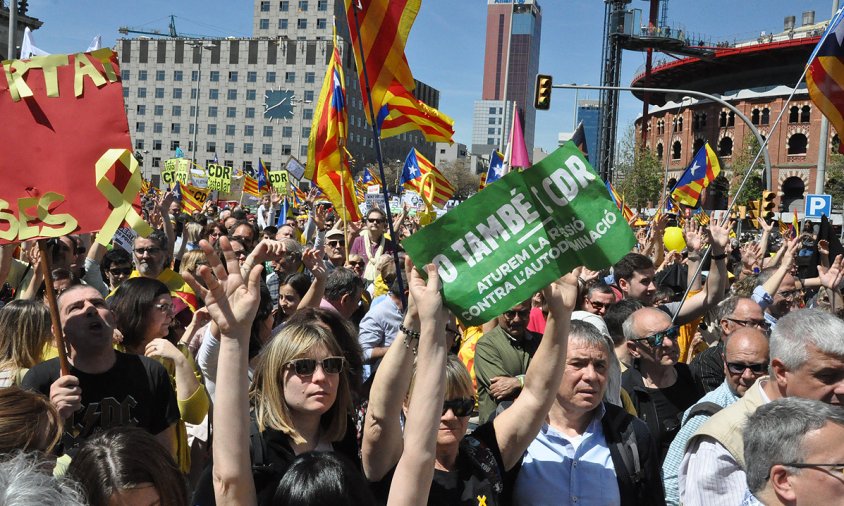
{"left": 377, "top": 80, "right": 454, "bottom": 143}
{"left": 400, "top": 148, "right": 455, "bottom": 208}
{"left": 604, "top": 180, "right": 635, "bottom": 222}
{"left": 174, "top": 182, "right": 209, "bottom": 215}
{"left": 243, "top": 175, "right": 261, "bottom": 198}
{"left": 807, "top": 8, "right": 844, "bottom": 153}
{"left": 305, "top": 28, "right": 360, "bottom": 222}
{"left": 344, "top": 0, "right": 419, "bottom": 125}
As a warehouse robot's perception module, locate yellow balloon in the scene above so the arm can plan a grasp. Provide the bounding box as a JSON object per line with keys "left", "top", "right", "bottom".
{"left": 663, "top": 226, "right": 686, "bottom": 252}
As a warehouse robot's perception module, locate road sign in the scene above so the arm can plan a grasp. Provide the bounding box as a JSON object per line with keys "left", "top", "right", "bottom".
{"left": 805, "top": 194, "right": 832, "bottom": 219}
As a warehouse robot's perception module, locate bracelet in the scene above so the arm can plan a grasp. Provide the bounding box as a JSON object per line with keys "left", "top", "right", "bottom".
{"left": 399, "top": 323, "right": 420, "bottom": 340}
{"left": 711, "top": 253, "right": 728, "bottom": 260}
{"left": 516, "top": 375, "right": 525, "bottom": 388}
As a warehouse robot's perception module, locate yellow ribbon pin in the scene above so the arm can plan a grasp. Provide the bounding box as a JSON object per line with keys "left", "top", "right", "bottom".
{"left": 94, "top": 148, "right": 152, "bottom": 245}
{"left": 477, "top": 495, "right": 488, "bottom": 506}
{"left": 417, "top": 172, "right": 438, "bottom": 226}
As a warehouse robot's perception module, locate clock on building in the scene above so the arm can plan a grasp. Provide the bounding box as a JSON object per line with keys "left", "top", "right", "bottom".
{"left": 263, "top": 89, "right": 295, "bottom": 120}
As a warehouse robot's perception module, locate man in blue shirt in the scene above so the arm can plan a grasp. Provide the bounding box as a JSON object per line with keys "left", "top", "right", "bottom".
{"left": 513, "top": 321, "right": 664, "bottom": 506}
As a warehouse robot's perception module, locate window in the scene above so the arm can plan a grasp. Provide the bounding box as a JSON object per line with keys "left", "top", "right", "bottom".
{"left": 227, "top": 89, "right": 238, "bottom": 100}
{"left": 151, "top": 156, "right": 160, "bottom": 167}
{"left": 672, "top": 140, "right": 682, "bottom": 160}
{"left": 246, "top": 89, "right": 256, "bottom": 100}
{"left": 189, "top": 106, "right": 196, "bottom": 117}
{"left": 718, "top": 137, "right": 733, "bottom": 157}
{"left": 488, "top": 138, "right": 495, "bottom": 145}
{"left": 487, "top": 128, "right": 496, "bottom": 135}
{"left": 123, "top": 87, "right": 129, "bottom": 98}
{"left": 489, "top": 107, "right": 496, "bottom": 114}
{"left": 302, "top": 126, "right": 310, "bottom": 138}
{"left": 282, "top": 144, "right": 292, "bottom": 155}
{"left": 279, "top": 19, "right": 288, "bottom": 30}
{"left": 297, "top": 19, "right": 307, "bottom": 29}
{"left": 303, "top": 108, "right": 313, "bottom": 120}
{"left": 207, "top": 124, "right": 217, "bottom": 135}
{"left": 285, "top": 72, "right": 296, "bottom": 83}
{"left": 305, "top": 72, "right": 315, "bottom": 84}
{"left": 656, "top": 143, "right": 664, "bottom": 161}
{"left": 279, "top": 0, "right": 289, "bottom": 11}
{"left": 191, "top": 88, "right": 198, "bottom": 99}
{"left": 137, "top": 87, "right": 147, "bottom": 98}
{"left": 171, "top": 123, "right": 181, "bottom": 134}
{"left": 138, "top": 70, "right": 148, "bottom": 81}
{"left": 316, "top": 18, "right": 327, "bottom": 29}
{"left": 801, "top": 105, "right": 811, "bottom": 123}
{"left": 266, "top": 72, "right": 276, "bottom": 83}
{"left": 259, "top": 18, "right": 269, "bottom": 30}
{"left": 189, "top": 124, "right": 195, "bottom": 135}
{"left": 121, "top": 70, "right": 130, "bottom": 81}
{"left": 299, "top": 0, "right": 308, "bottom": 10}
{"left": 789, "top": 106, "right": 799, "bottom": 124}
{"left": 154, "top": 105, "right": 164, "bottom": 116}
{"left": 228, "top": 71, "right": 238, "bottom": 82}
{"left": 719, "top": 111, "right": 727, "bottom": 128}
{"left": 247, "top": 71, "right": 257, "bottom": 83}
{"left": 172, "top": 105, "right": 182, "bottom": 116}
{"left": 244, "top": 143, "right": 253, "bottom": 154}
{"left": 207, "top": 142, "right": 217, "bottom": 153}
{"left": 672, "top": 116, "right": 683, "bottom": 132}
{"left": 727, "top": 111, "right": 735, "bottom": 127}
{"left": 244, "top": 125, "right": 254, "bottom": 136}
{"left": 788, "top": 133, "right": 808, "bottom": 155}
{"left": 209, "top": 89, "right": 219, "bottom": 100}
{"left": 260, "top": 0, "right": 270, "bottom": 11}
{"left": 135, "top": 139, "right": 144, "bottom": 150}
{"left": 488, "top": 118, "right": 496, "bottom": 125}
{"left": 751, "top": 108, "right": 760, "bottom": 126}
{"left": 226, "top": 107, "right": 237, "bottom": 118}
{"left": 303, "top": 90, "right": 314, "bottom": 102}
{"left": 209, "top": 71, "right": 220, "bottom": 82}
{"left": 761, "top": 108, "right": 770, "bottom": 125}
{"left": 174, "top": 70, "right": 183, "bottom": 81}
{"left": 155, "top": 70, "right": 165, "bottom": 81}
{"left": 135, "top": 122, "right": 145, "bottom": 132}
{"left": 262, "top": 144, "right": 273, "bottom": 155}
{"left": 173, "top": 88, "right": 183, "bottom": 99}
{"left": 154, "top": 88, "right": 164, "bottom": 99}
{"left": 263, "top": 126, "right": 274, "bottom": 137}
{"left": 245, "top": 107, "right": 256, "bottom": 118}
{"left": 153, "top": 123, "right": 163, "bottom": 133}
{"left": 137, "top": 105, "right": 146, "bottom": 115}
{"left": 208, "top": 106, "right": 218, "bottom": 117}
{"left": 318, "top": 0, "right": 327, "bottom": 11}
{"left": 225, "top": 142, "right": 235, "bottom": 153}
{"left": 191, "top": 70, "right": 199, "bottom": 82}
{"left": 282, "top": 126, "right": 293, "bottom": 137}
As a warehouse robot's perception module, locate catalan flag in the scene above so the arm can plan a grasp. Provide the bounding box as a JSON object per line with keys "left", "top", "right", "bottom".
{"left": 305, "top": 28, "right": 360, "bottom": 222}
{"left": 693, "top": 208, "right": 711, "bottom": 227}
{"left": 376, "top": 80, "right": 455, "bottom": 143}
{"left": 362, "top": 166, "right": 382, "bottom": 187}
{"left": 243, "top": 175, "right": 261, "bottom": 198}
{"left": 174, "top": 182, "right": 208, "bottom": 215}
{"left": 807, "top": 7, "right": 844, "bottom": 154}
{"left": 479, "top": 150, "right": 505, "bottom": 192}
{"left": 604, "top": 180, "right": 635, "bottom": 222}
{"left": 344, "top": 0, "right": 420, "bottom": 125}
{"left": 671, "top": 143, "right": 721, "bottom": 207}
{"left": 400, "top": 148, "right": 455, "bottom": 208}
{"left": 257, "top": 158, "right": 270, "bottom": 192}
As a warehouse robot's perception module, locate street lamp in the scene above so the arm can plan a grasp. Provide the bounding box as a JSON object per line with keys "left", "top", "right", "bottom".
{"left": 188, "top": 41, "right": 215, "bottom": 165}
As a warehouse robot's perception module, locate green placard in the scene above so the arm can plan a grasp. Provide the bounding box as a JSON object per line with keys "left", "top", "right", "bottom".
{"left": 402, "top": 142, "right": 636, "bottom": 325}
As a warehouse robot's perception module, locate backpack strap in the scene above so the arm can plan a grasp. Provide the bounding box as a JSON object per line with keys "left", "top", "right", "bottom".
{"left": 685, "top": 401, "right": 723, "bottom": 423}
{"left": 606, "top": 405, "right": 644, "bottom": 485}
{"left": 249, "top": 417, "right": 267, "bottom": 468}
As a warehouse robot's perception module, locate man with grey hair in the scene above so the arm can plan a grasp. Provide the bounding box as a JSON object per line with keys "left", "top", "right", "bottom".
{"left": 129, "top": 230, "right": 197, "bottom": 311}
{"left": 320, "top": 267, "right": 365, "bottom": 319}
{"left": 679, "top": 308, "right": 844, "bottom": 505}
{"left": 514, "top": 321, "right": 666, "bottom": 505}
{"left": 742, "top": 397, "right": 844, "bottom": 505}
{"left": 0, "top": 452, "right": 86, "bottom": 506}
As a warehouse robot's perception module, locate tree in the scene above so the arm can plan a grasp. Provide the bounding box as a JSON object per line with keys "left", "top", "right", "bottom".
{"left": 825, "top": 152, "right": 844, "bottom": 210}
{"left": 728, "top": 135, "right": 764, "bottom": 205}
{"left": 438, "top": 158, "right": 479, "bottom": 201}
{"left": 615, "top": 125, "right": 663, "bottom": 210}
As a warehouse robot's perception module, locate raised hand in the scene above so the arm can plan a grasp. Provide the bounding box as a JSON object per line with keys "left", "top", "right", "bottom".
{"left": 683, "top": 219, "right": 707, "bottom": 254}
{"left": 740, "top": 241, "right": 762, "bottom": 272}
{"left": 757, "top": 216, "right": 773, "bottom": 233}
{"left": 302, "top": 247, "right": 327, "bottom": 280}
{"left": 544, "top": 266, "right": 581, "bottom": 313}
{"left": 818, "top": 254, "right": 844, "bottom": 290}
{"left": 708, "top": 219, "right": 733, "bottom": 254}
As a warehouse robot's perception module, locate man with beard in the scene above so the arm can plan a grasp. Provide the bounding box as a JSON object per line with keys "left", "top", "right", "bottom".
{"left": 127, "top": 231, "right": 197, "bottom": 312}
{"left": 475, "top": 299, "right": 539, "bottom": 423}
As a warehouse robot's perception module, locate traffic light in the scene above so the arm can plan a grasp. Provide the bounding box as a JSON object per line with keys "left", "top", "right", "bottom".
{"left": 746, "top": 199, "right": 759, "bottom": 227}
{"left": 737, "top": 205, "right": 747, "bottom": 220}
{"left": 760, "top": 190, "right": 776, "bottom": 221}
{"left": 534, "top": 74, "right": 552, "bottom": 110}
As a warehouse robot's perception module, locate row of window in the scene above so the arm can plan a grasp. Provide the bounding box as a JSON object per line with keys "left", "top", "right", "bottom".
{"left": 123, "top": 70, "right": 318, "bottom": 84}
{"left": 655, "top": 132, "right": 811, "bottom": 161}
{"left": 137, "top": 139, "right": 308, "bottom": 161}
{"left": 260, "top": 0, "right": 328, "bottom": 12}
{"left": 135, "top": 121, "right": 311, "bottom": 139}
{"left": 130, "top": 99, "right": 315, "bottom": 120}
{"left": 653, "top": 106, "right": 810, "bottom": 135}
{"left": 258, "top": 18, "right": 327, "bottom": 30}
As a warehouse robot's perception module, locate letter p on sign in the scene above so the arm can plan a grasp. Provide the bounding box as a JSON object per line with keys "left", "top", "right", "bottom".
{"left": 805, "top": 194, "right": 832, "bottom": 219}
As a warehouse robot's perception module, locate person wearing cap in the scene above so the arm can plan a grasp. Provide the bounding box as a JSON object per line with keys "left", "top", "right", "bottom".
{"left": 324, "top": 228, "right": 347, "bottom": 271}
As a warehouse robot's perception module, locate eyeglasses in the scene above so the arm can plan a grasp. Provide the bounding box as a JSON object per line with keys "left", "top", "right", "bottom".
{"left": 349, "top": 261, "right": 365, "bottom": 267}
{"left": 726, "top": 362, "right": 768, "bottom": 375}
{"left": 726, "top": 317, "right": 771, "bottom": 332}
{"left": 134, "top": 247, "right": 161, "bottom": 256}
{"left": 442, "top": 398, "right": 474, "bottom": 417}
{"left": 503, "top": 309, "right": 531, "bottom": 320}
{"left": 586, "top": 298, "right": 608, "bottom": 310}
{"left": 286, "top": 356, "right": 345, "bottom": 376}
{"left": 367, "top": 218, "right": 385, "bottom": 224}
{"left": 327, "top": 240, "right": 345, "bottom": 248}
{"left": 109, "top": 267, "right": 132, "bottom": 276}
{"left": 776, "top": 289, "right": 802, "bottom": 300}
{"left": 632, "top": 326, "right": 679, "bottom": 347}
{"left": 780, "top": 463, "right": 844, "bottom": 476}
{"left": 153, "top": 302, "right": 174, "bottom": 314}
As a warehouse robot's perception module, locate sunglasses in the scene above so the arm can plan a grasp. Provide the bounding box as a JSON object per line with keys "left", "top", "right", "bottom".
{"left": 367, "top": 218, "right": 385, "bottom": 224}
{"left": 286, "top": 356, "right": 345, "bottom": 376}
{"left": 442, "top": 398, "right": 474, "bottom": 417}
{"left": 109, "top": 267, "right": 132, "bottom": 276}
{"left": 134, "top": 247, "right": 161, "bottom": 256}
{"left": 633, "top": 326, "right": 679, "bottom": 347}
{"left": 327, "top": 240, "right": 345, "bottom": 248}
{"left": 726, "top": 362, "right": 767, "bottom": 375}
{"left": 153, "top": 302, "right": 174, "bottom": 314}
{"left": 349, "top": 261, "right": 365, "bottom": 267}
{"left": 503, "top": 309, "right": 531, "bottom": 320}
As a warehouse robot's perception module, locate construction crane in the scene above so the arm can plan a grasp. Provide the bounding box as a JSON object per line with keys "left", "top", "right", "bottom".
{"left": 118, "top": 15, "right": 209, "bottom": 39}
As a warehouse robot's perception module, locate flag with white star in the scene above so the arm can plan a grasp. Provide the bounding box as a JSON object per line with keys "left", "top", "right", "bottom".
{"left": 670, "top": 143, "right": 721, "bottom": 207}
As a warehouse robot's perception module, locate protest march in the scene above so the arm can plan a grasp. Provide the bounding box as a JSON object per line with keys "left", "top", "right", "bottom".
{"left": 3, "top": 1, "right": 844, "bottom": 506}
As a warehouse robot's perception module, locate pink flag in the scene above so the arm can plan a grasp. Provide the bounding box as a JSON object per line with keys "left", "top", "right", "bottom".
{"left": 508, "top": 104, "right": 531, "bottom": 168}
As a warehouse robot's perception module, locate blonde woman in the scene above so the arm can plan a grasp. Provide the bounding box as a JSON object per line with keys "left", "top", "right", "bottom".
{"left": 0, "top": 300, "right": 53, "bottom": 386}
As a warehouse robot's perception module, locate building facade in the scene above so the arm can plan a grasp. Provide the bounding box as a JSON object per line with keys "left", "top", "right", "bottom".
{"left": 434, "top": 141, "right": 468, "bottom": 167}
{"left": 576, "top": 99, "right": 600, "bottom": 164}
{"left": 471, "top": 0, "right": 541, "bottom": 163}
{"left": 120, "top": 0, "right": 439, "bottom": 185}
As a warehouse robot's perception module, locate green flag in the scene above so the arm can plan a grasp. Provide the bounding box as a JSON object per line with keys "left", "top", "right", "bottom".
{"left": 402, "top": 142, "right": 636, "bottom": 325}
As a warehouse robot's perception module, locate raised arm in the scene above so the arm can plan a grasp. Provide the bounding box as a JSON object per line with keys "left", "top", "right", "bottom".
{"left": 674, "top": 219, "right": 732, "bottom": 324}
{"left": 387, "top": 263, "right": 447, "bottom": 506}
{"left": 186, "top": 237, "right": 263, "bottom": 506}
{"left": 298, "top": 247, "right": 327, "bottom": 309}
{"left": 493, "top": 269, "right": 578, "bottom": 471}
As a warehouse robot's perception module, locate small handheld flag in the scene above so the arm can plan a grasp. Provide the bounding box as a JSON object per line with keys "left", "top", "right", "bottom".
{"left": 671, "top": 143, "right": 721, "bottom": 207}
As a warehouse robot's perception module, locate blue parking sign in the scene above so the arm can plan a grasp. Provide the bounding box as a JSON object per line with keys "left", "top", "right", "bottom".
{"left": 805, "top": 194, "right": 832, "bottom": 219}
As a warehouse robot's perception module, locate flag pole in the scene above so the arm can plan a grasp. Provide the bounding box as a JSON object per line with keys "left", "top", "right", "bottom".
{"left": 38, "top": 240, "right": 70, "bottom": 376}
{"left": 348, "top": 3, "right": 407, "bottom": 302}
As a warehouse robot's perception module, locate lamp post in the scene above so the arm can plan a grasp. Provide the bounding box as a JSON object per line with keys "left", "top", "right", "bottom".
{"left": 188, "top": 42, "right": 214, "bottom": 164}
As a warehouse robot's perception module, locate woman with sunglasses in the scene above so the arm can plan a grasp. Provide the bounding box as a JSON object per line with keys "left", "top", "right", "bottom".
{"left": 363, "top": 267, "right": 579, "bottom": 505}
{"left": 109, "top": 277, "right": 209, "bottom": 475}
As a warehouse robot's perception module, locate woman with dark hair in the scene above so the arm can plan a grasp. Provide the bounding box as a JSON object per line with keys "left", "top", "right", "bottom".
{"left": 203, "top": 222, "right": 227, "bottom": 246}
{"left": 275, "top": 272, "right": 311, "bottom": 326}
{"left": 109, "top": 277, "right": 209, "bottom": 474}
{"left": 273, "top": 452, "right": 375, "bottom": 506}
{"left": 67, "top": 427, "right": 188, "bottom": 506}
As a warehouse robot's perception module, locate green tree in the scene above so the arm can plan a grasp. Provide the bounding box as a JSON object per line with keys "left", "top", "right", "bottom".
{"left": 824, "top": 153, "right": 844, "bottom": 210}
{"left": 438, "top": 158, "right": 480, "bottom": 200}
{"left": 728, "top": 135, "right": 764, "bottom": 204}
{"left": 615, "top": 125, "right": 663, "bottom": 210}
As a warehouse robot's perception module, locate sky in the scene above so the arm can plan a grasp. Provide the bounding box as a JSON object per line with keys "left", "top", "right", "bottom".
{"left": 25, "top": 0, "right": 836, "bottom": 154}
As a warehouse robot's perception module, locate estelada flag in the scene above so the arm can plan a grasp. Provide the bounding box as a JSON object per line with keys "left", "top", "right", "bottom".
{"left": 400, "top": 148, "right": 455, "bottom": 208}
{"left": 174, "top": 182, "right": 208, "bottom": 215}
{"left": 671, "top": 143, "right": 721, "bottom": 207}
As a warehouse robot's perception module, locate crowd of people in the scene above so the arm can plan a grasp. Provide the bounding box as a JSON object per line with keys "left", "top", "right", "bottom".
{"left": 0, "top": 187, "right": 843, "bottom": 506}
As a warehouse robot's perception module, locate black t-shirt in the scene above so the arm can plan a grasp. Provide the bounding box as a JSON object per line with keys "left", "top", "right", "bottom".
{"left": 644, "top": 370, "right": 700, "bottom": 458}
{"left": 21, "top": 351, "right": 179, "bottom": 454}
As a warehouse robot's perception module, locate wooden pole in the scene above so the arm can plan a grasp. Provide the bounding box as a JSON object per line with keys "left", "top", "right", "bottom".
{"left": 38, "top": 240, "right": 69, "bottom": 376}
